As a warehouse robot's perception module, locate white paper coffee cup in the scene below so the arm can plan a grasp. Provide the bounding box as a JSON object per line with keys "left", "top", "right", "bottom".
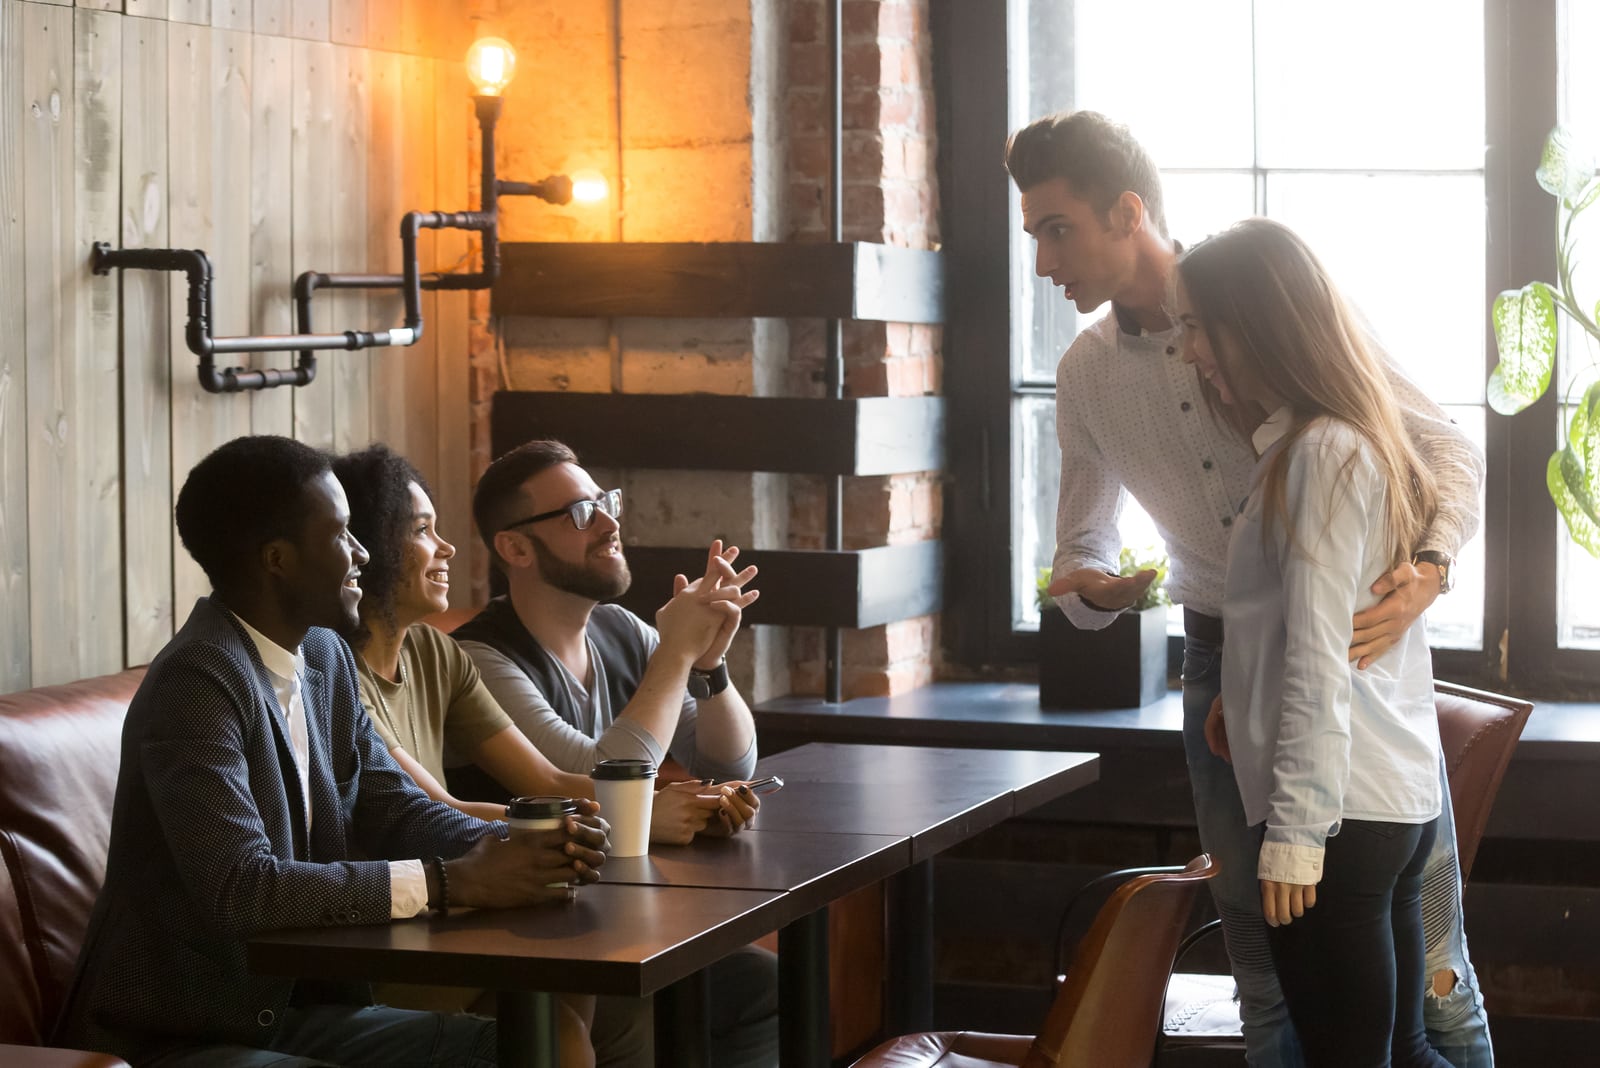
{"left": 592, "top": 758, "right": 656, "bottom": 858}
{"left": 506, "top": 796, "right": 579, "bottom": 887}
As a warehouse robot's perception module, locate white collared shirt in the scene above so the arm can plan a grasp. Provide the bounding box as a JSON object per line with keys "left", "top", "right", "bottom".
{"left": 1221, "top": 411, "right": 1442, "bottom": 885}
{"left": 1051, "top": 295, "right": 1484, "bottom": 629}
{"left": 232, "top": 613, "right": 428, "bottom": 918}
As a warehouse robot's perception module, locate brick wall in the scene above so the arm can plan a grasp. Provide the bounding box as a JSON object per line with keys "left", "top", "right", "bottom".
{"left": 465, "top": 0, "right": 942, "bottom": 700}
{"left": 785, "top": 0, "right": 943, "bottom": 697}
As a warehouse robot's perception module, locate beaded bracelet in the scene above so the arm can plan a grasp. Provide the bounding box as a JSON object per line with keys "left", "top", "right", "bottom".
{"left": 430, "top": 855, "right": 450, "bottom": 917}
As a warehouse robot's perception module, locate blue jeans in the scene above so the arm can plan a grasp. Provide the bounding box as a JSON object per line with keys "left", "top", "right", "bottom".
{"left": 1181, "top": 635, "right": 1493, "bottom": 1068}
{"left": 1268, "top": 819, "right": 1451, "bottom": 1068}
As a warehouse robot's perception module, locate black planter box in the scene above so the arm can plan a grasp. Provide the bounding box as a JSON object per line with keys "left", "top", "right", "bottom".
{"left": 1038, "top": 605, "right": 1168, "bottom": 709}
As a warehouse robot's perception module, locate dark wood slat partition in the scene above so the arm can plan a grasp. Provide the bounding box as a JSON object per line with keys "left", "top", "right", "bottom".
{"left": 493, "top": 241, "right": 945, "bottom": 323}
{"left": 615, "top": 543, "right": 942, "bottom": 629}
{"left": 491, "top": 392, "right": 944, "bottom": 478}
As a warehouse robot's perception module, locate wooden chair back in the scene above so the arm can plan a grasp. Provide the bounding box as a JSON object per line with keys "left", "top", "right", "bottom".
{"left": 1026, "top": 853, "right": 1217, "bottom": 1068}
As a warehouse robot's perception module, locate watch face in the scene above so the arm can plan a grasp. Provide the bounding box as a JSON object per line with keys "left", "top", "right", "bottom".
{"left": 687, "top": 674, "right": 709, "bottom": 699}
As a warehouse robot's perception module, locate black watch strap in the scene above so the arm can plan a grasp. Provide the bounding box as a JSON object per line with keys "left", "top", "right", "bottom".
{"left": 688, "top": 660, "right": 730, "bottom": 699}
{"left": 1412, "top": 550, "right": 1454, "bottom": 594}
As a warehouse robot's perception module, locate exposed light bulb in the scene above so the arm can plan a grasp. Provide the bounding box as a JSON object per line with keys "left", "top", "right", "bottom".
{"left": 571, "top": 170, "right": 609, "bottom": 204}
{"left": 465, "top": 37, "right": 517, "bottom": 96}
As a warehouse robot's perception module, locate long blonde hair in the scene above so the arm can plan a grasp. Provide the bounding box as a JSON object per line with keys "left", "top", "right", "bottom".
{"left": 1177, "top": 218, "right": 1436, "bottom": 568}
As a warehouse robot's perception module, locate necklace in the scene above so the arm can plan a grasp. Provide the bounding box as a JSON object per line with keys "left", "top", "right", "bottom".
{"left": 365, "top": 655, "right": 418, "bottom": 757}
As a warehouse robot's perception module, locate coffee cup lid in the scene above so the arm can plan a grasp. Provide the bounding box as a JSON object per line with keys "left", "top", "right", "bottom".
{"left": 507, "top": 796, "right": 580, "bottom": 820}
{"left": 592, "top": 758, "right": 657, "bottom": 781}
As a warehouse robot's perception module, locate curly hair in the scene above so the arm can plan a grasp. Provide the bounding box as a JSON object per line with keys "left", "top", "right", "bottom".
{"left": 175, "top": 435, "right": 333, "bottom": 595}
{"left": 330, "top": 443, "right": 433, "bottom": 646}
{"left": 1005, "top": 110, "right": 1167, "bottom": 238}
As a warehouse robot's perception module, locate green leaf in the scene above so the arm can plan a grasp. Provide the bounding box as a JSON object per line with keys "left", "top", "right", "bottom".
{"left": 1537, "top": 125, "right": 1597, "bottom": 203}
{"left": 1574, "top": 178, "right": 1600, "bottom": 216}
{"left": 1488, "top": 282, "right": 1558, "bottom": 413}
{"left": 1549, "top": 447, "right": 1600, "bottom": 557}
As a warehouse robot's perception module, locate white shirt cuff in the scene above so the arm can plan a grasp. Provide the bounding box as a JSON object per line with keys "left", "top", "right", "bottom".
{"left": 389, "top": 859, "right": 430, "bottom": 919}
{"left": 1257, "top": 840, "right": 1325, "bottom": 886}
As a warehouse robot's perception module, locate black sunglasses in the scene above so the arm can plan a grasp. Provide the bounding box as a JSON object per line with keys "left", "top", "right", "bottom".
{"left": 501, "top": 488, "right": 623, "bottom": 533}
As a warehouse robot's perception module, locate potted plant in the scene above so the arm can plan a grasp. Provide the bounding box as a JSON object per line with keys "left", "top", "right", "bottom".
{"left": 1036, "top": 547, "right": 1172, "bottom": 709}
{"left": 1488, "top": 125, "right": 1600, "bottom": 555}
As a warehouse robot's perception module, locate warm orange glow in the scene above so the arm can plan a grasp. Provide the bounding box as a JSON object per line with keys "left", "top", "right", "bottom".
{"left": 465, "top": 37, "right": 517, "bottom": 96}
{"left": 571, "top": 170, "right": 609, "bottom": 204}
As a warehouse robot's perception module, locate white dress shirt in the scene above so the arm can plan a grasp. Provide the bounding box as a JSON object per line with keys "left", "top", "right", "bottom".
{"left": 1051, "top": 294, "right": 1484, "bottom": 629}
{"left": 1221, "top": 411, "right": 1443, "bottom": 885}
{"left": 232, "top": 613, "right": 429, "bottom": 918}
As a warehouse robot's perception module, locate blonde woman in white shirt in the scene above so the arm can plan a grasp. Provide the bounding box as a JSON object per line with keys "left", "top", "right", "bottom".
{"left": 1176, "top": 217, "right": 1453, "bottom": 1068}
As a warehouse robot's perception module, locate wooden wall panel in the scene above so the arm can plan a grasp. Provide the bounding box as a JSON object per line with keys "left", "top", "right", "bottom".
{"left": 253, "top": 0, "right": 287, "bottom": 37}
{"left": 21, "top": 3, "right": 78, "bottom": 684}
{"left": 287, "top": 36, "right": 333, "bottom": 447}
{"left": 329, "top": 0, "right": 363, "bottom": 48}
{"left": 70, "top": 8, "right": 123, "bottom": 679}
{"left": 120, "top": 14, "right": 173, "bottom": 667}
{"left": 165, "top": 19, "right": 213, "bottom": 612}
{"left": 363, "top": 46, "right": 402, "bottom": 444}
{"left": 0, "top": 0, "right": 30, "bottom": 692}
{"left": 211, "top": 26, "right": 254, "bottom": 453}
{"left": 433, "top": 59, "right": 472, "bottom": 605}
{"left": 394, "top": 51, "right": 437, "bottom": 483}
{"left": 248, "top": 31, "right": 293, "bottom": 437}
{"left": 168, "top": 0, "right": 210, "bottom": 27}
{"left": 328, "top": 42, "right": 370, "bottom": 452}
{"left": 125, "top": 0, "right": 168, "bottom": 22}
{"left": 0, "top": 2, "right": 482, "bottom": 690}
{"left": 213, "top": 0, "right": 251, "bottom": 32}
{"left": 290, "top": 0, "right": 326, "bottom": 42}
{"left": 362, "top": 0, "right": 395, "bottom": 53}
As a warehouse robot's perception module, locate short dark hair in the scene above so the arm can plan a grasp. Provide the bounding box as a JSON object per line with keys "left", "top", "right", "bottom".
{"left": 472, "top": 439, "right": 580, "bottom": 570}
{"left": 1004, "top": 110, "right": 1167, "bottom": 238}
{"left": 331, "top": 444, "right": 432, "bottom": 642}
{"left": 175, "top": 435, "right": 332, "bottom": 594}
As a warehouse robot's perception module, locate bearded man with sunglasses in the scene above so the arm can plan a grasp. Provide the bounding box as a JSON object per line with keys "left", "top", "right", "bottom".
{"left": 454, "top": 438, "right": 778, "bottom": 1068}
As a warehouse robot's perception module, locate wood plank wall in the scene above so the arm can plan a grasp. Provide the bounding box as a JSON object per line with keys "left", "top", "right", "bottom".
{"left": 0, "top": 0, "right": 479, "bottom": 691}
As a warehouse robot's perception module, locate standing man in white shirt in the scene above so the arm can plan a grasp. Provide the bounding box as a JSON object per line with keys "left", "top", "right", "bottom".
{"left": 1005, "top": 111, "right": 1491, "bottom": 1067}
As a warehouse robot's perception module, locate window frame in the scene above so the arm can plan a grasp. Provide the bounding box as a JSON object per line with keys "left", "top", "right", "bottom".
{"left": 935, "top": 0, "right": 1600, "bottom": 698}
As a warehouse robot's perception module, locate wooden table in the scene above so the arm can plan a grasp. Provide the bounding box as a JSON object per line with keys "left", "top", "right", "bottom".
{"left": 248, "top": 744, "right": 1100, "bottom": 1068}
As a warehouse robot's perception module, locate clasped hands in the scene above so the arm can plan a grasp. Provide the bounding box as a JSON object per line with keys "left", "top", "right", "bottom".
{"left": 657, "top": 540, "right": 760, "bottom": 672}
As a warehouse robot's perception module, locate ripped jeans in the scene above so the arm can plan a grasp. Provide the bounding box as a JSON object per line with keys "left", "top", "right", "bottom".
{"left": 1181, "top": 635, "right": 1494, "bottom": 1068}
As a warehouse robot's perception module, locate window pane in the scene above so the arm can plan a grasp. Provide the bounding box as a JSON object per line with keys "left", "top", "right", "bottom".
{"left": 1071, "top": 0, "right": 1254, "bottom": 168}
{"left": 1014, "top": 395, "right": 1061, "bottom": 628}
{"left": 1428, "top": 406, "right": 1486, "bottom": 650}
{"left": 1013, "top": 395, "right": 1171, "bottom": 629}
{"left": 1255, "top": 0, "right": 1483, "bottom": 170}
{"left": 1162, "top": 171, "right": 1257, "bottom": 245}
{"left": 1267, "top": 173, "right": 1486, "bottom": 406}
{"left": 1558, "top": 2, "right": 1600, "bottom": 650}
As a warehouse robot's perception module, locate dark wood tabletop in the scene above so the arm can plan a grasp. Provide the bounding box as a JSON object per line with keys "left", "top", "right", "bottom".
{"left": 749, "top": 744, "right": 1100, "bottom": 861}
{"left": 756, "top": 682, "right": 1186, "bottom": 753}
{"left": 602, "top": 828, "right": 909, "bottom": 900}
{"left": 248, "top": 882, "right": 792, "bottom": 998}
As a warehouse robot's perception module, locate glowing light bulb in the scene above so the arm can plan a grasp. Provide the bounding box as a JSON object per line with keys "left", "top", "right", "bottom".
{"left": 465, "top": 38, "right": 517, "bottom": 96}
{"left": 571, "top": 170, "right": 609, "bottom": 204}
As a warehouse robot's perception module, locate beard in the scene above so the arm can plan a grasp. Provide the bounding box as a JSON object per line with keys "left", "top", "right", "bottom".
{"left": 530, "top": 533, "right": 631, "bottom": 602}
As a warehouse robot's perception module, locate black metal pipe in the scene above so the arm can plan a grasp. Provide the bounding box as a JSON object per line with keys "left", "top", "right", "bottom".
{"left": 476, "top": 95, "right": 504, "bottom": 288}
{"left": 94, "top": 240, "right": 420, "bottom": 394}
{"left": 825, "top": 0, "right": 845, "bottom": 703}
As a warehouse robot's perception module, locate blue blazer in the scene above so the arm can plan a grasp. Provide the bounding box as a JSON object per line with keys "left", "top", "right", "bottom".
{"left": 55, "top": 596, "right": 494, "bottom": 1062}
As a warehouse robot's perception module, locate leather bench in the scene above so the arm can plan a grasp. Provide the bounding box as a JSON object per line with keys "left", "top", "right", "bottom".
{"left": 1, "top": 668, "right": 145, "bottom": 1068}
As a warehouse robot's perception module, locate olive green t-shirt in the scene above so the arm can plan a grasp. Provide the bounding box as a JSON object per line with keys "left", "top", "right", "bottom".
{"left": 356, "top": 622, "right": 513, "bottom": 782}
